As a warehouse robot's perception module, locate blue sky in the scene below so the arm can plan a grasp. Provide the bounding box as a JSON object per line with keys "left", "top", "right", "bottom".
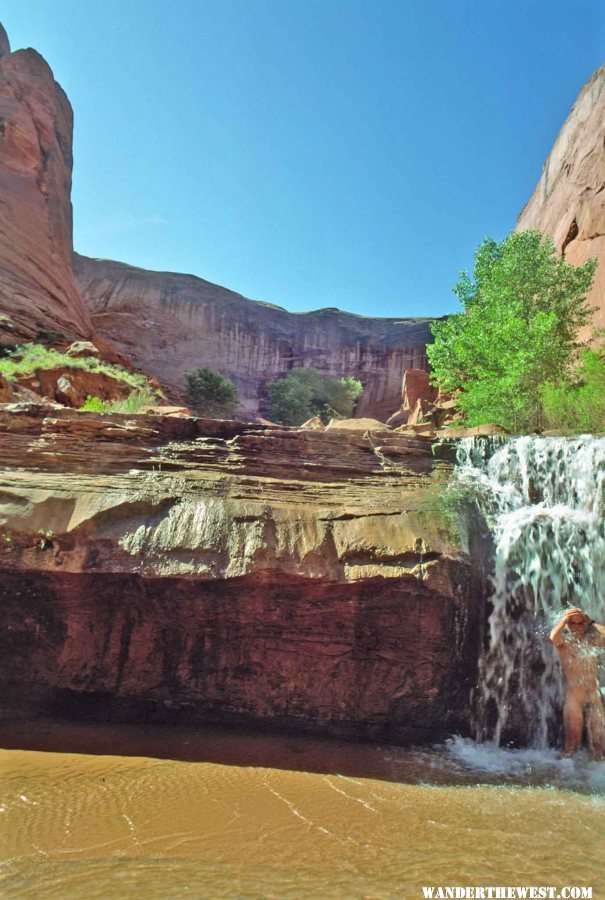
{"left": 2, "top": 1, "right": 603, "bottom": 317}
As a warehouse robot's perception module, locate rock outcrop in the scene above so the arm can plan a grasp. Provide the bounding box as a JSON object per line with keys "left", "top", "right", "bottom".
{"left": 387, "top": 368, "right": 439, "bottom": 428}
{"left": 0, "top": 31, "right": 93, "bottom": 345}
{"left": 0, "top": 405, "right": 484, "bottom": 742}
{"left": 516, "top": 64, "right": 605, "bottom": 331}
{"left": 74, "top": 254, "right": 434, "bottom": 419}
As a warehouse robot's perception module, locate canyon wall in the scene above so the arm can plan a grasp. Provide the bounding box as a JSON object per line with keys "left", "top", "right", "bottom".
{"left": 516, "top": 64, "right": 605, "bottom": 331}
{"left": 0, "top": 405, "right": 483, "bottom": 742}
{"left": 0, "top": 22, "right": 434, "bottom": 418}
{"left": 74, "top": 254, "right": 433, "bottom": 418}
{"left": 0, "top": 26, "right": 92, "bottom": 345}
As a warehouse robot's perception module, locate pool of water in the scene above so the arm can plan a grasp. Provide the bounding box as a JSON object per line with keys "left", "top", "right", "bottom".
{"left": 1, "top": 720, "right": 604, "bottom": 898}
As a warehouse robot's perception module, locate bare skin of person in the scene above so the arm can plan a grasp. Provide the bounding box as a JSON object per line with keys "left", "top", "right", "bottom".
{"left": 549, "top": 607, "right": 605, "bottom": 759}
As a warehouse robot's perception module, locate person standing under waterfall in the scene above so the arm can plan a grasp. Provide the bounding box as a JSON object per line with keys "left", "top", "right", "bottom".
{"left": 549, "top": 608, "right": 605, "bottom": 759}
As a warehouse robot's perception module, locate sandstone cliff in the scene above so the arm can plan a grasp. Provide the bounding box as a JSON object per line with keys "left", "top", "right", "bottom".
{"left": 0, "top": 405, "right": 484, "bottom": 742}
{"left": 74, "top": 254, "right": 433, "bottom": 419}
{"left": 0, "top": 27, "right": 93, "bottom": 345}
{"left": 516, "top": 64, "right": 605, "bottom": 331}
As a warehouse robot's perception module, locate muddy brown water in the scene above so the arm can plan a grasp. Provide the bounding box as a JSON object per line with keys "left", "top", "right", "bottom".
{"left": 1, "top": 720, "right": 604, "bottom": 898}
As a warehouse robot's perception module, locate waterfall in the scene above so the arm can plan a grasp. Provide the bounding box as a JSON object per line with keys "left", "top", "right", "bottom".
{"left": 455, "top": 435, "right": 605, "bottom": 749}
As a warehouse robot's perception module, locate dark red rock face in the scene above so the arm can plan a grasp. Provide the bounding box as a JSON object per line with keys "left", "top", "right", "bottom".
{"left": 0, "top": 568, "right": 480, "bottom": 743}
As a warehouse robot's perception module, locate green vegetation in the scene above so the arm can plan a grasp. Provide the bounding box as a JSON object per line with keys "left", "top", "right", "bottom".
{"left": 418, "top": 483, "right": 472, "bottom": 543}
{"left": 267, "top": 367, "right": 363, "bottom": 426}
{"left": 0, "top": 343, "right": 148, "bottom": 390}
{"left": 80, "top": 386, "right": 161, "bottom": 414}
{"left": 428, "top": 231, "right": 597, "bottom": 433}
{"left": 184, "top": 366, "right": 239, "bottom": 418}
{"left": 541, "top": 346, "right": 605, "bottom": 433}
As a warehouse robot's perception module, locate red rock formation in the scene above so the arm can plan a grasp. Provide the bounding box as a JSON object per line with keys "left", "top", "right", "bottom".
{"left": 0, "top": 405, "right": 484, "bottom": 742}
{"left": 402, "top": 368, "right": 438, "bottom": 411}
{"left": 74, "top": 254, "right": 433, "bottom": 419}
{"left": 0, "top": 27, "right": 93, "bottom": 345}
{"left": 516, "top": 65, "right": 605, "bottom": 332}
{"left": 15, "top": 367, "right": 132, "bottom": 407}
{"left": 387, "top": 368, "right": 439, "bottom": 427}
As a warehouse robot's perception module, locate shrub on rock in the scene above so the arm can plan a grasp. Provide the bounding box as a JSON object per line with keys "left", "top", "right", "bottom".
{"left": 184, "top": 367, "right": 239, "bottom": 418}
{"left": 267, "top": 368, "right": 362, "bottom": 426}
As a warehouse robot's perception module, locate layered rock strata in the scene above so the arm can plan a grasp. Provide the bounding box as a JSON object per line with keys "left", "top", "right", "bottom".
{"left": 74, "top": 254, "right": 434, "bottom": 418}
{"left": 516, "top": 64, "right": 605, "bottom": 331}
{"left": 0, "top": 30, "right": 93, "bottom": 344}
{"left": 0, "top": 405, "right": 483, "bottom": 742}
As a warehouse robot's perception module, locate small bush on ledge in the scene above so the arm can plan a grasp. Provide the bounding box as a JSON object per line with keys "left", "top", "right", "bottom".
{"left": 81, "top": 386, "right": 161, "bottom": 414}
{"left": 184, "top": 367, "right": 239, "bottom": 418}
{"left": 0, "top": 342, "right": 148, "bottom": 390}
{"left": 267, "top": 368, "right": 363, "bottom": 426}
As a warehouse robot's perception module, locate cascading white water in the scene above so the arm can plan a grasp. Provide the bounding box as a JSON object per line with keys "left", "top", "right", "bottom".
{"left": 455, "top": 435, "right": 605, "bottom": 749}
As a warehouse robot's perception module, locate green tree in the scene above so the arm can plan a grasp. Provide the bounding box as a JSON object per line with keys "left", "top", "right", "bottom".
{"left": 267, "top": 368, "right": 363, "bottom": 425}
{"left": 185, "top": 366, "right": 239, "bottom": 418}
{"left": 427, "top": 231, "right": 597, "bottom": 432}
{"left": 541, "top": 346, "right": 605, "bottom": 433}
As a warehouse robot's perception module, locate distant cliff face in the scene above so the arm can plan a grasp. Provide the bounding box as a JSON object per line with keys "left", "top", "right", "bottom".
{"left": 0, "top": 27, "right": 92, "bottom": 345}
{"left": 516, "top": 65, "right": 605, "bottom": 332}
{"left": 74, "top": 253, "right": 433, "bottom": 418}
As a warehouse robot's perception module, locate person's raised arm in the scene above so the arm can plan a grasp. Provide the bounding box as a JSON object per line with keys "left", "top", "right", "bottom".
{"left": 549, "top": 608, "right": 582, "bottom": 646}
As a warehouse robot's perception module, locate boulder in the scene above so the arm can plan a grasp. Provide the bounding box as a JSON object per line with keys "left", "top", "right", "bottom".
{"left": 407, "top": 397, "right": 437, "bottom": 426}
{"left": 395, "top": 422, "right": 437, "bottom": 437}
{"left": 66, "top": 341, "right": 100, "bottom": 360}
{"left": 300, "top": 416, "right": 325, "bottom": 430}
{"left": 326, "top": 417, "right": 391, "bottom": 432}
{"left": 17, "top": 367, "right": 132, "bottom": 408}
{"left": 139, "top": 405, "right": 191, "bottom": 417}
{"left": 436, "top": 423, "right": 509, "bottom": 439}
{"left": 385, "top": 408, "right": 409, "bottom": 428}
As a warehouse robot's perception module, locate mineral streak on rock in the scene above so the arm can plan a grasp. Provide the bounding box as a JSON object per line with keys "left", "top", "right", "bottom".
{"left": 74, "top": 254, "right": 434, "bottom": 419}
{"left": 516, "top": 64, "right": 605, "bottom": 332}
{"left": 0, "top": 30, "right": 93, "bottom": 345}
{"left": 0, "top": 405, "right": 483, "bottom": 742}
